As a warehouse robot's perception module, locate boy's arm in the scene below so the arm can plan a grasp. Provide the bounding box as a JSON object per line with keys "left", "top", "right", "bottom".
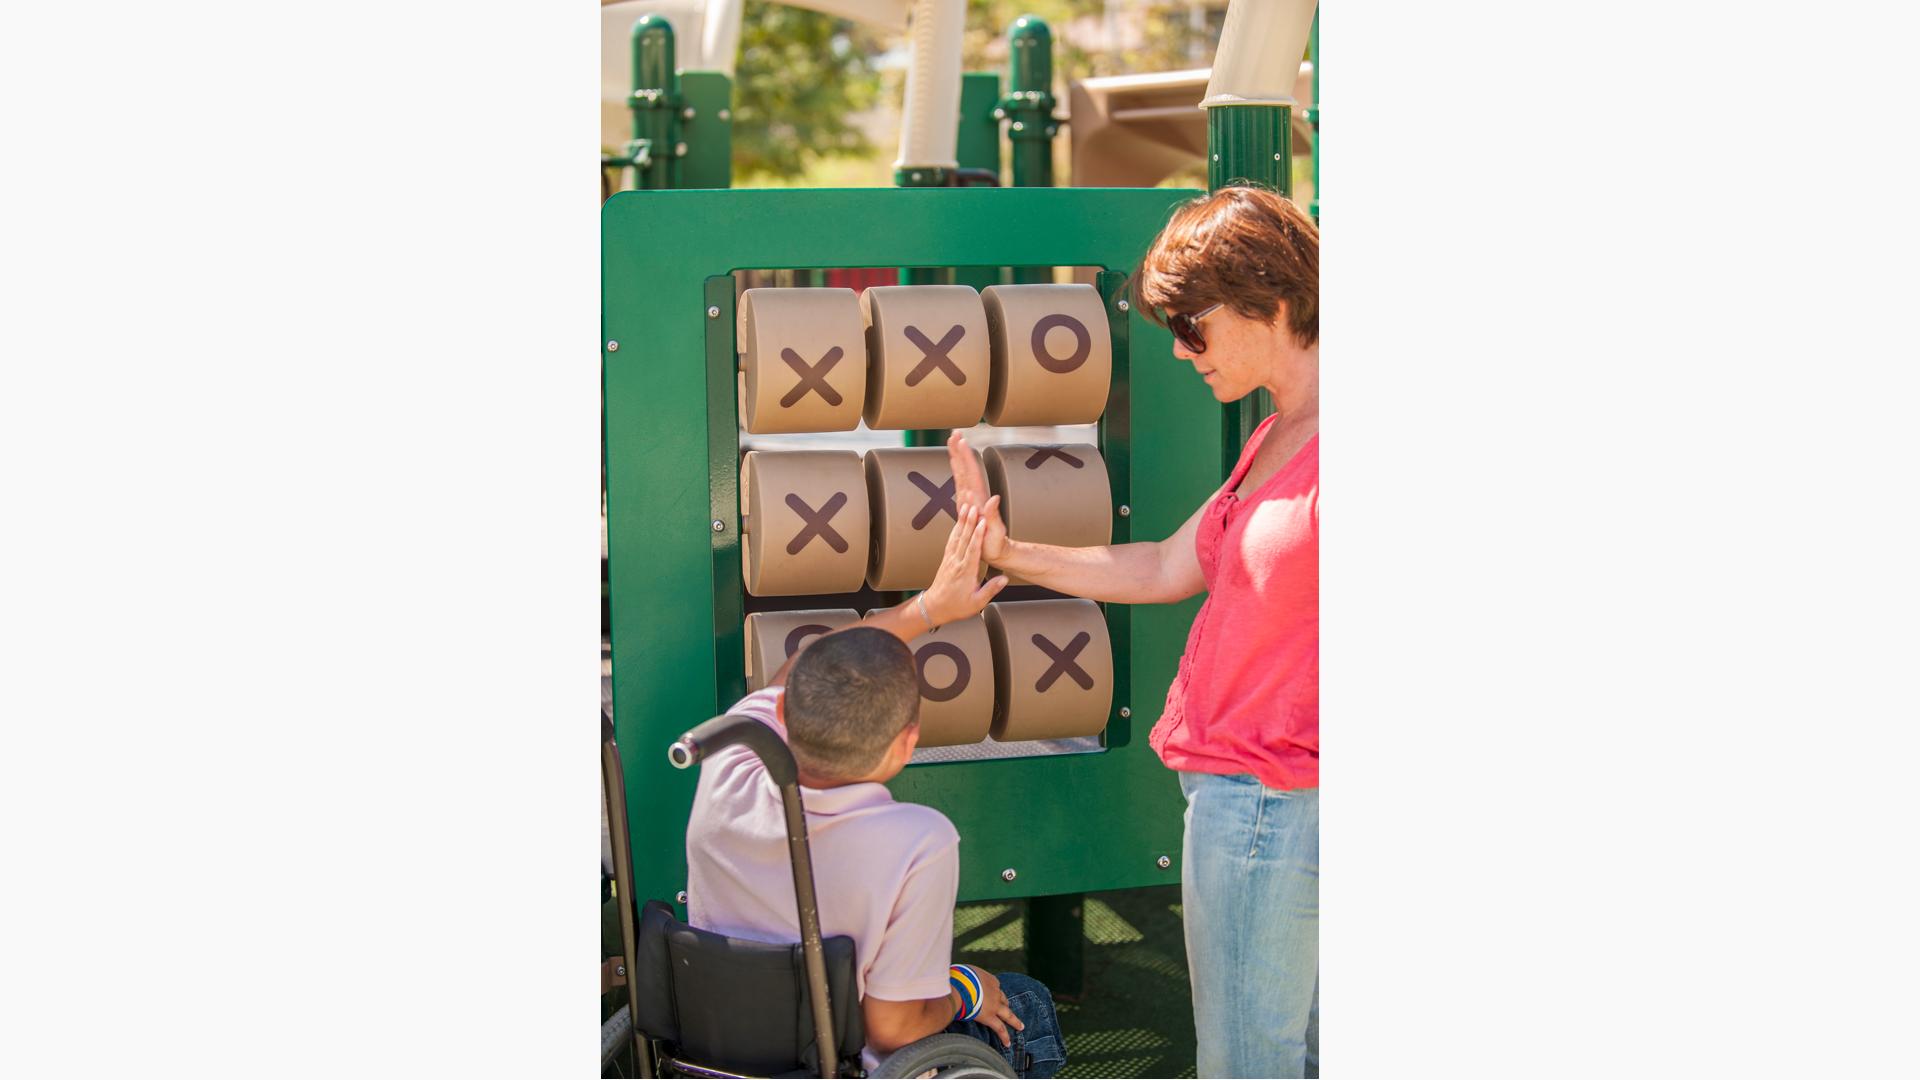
{"left": 766, "top": 500, "right": 1008, "bottom": 688}
{"left": 862, "top": 989, "right": 964, "bottom": 1055}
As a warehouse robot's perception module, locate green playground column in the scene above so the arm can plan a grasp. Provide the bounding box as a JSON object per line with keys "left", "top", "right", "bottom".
{"left": 1005, "top": 15, "right": 1085, "bottom": 996}
{"left": 1208, "top": 100, "right": 1289, "bottom": 473}
{"left": 1309, "top": 10, "right": 1320, "bottom": 222}
{"left": 1005, "top": 14, "right": 1058, "bottom": 287}
{"left": 1207, "top": 104, "right": 1290, "bottom": 194}
{"left": 630, "top": 15, "right": 680, "bottom": 190}
{"left": 1205, "top": 0, "right": 1316, "bottom": 477}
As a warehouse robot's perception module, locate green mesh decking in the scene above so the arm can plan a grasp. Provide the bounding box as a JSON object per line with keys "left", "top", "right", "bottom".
{"left": 953, "top": 886, "right": 1196, "bottom": 1079}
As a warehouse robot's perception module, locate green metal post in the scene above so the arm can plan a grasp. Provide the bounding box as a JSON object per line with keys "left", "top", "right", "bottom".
{"left": 1207, "top": 101, "right": 1291, "bottom": 477}
{"left": 1006, "top": 16, "right": 1055, "bottom": 191}
{"left": 1308, "top": 11, "right": 1319, "bottom": 221}
{"left": 1207, "top": 104, "right": 1290, "bottom": 193}
{"left": 1005, "top": 15, "right": 1058, "bottom": 287}
{"left": 631, "top": 15, "right": 679, "bottom": 190}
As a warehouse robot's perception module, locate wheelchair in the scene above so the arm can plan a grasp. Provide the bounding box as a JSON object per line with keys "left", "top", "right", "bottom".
{"left": 602, "top": 713, "right": 1016, "bottom": 1078}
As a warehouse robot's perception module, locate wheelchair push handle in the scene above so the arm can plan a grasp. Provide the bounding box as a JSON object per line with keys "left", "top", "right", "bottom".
{"left": 667, "top": 712, "right": 800, "bottom": 787}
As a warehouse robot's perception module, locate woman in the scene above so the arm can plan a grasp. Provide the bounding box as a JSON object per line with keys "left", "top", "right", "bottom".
{"left": 949, "top": 185, "right": 1318, "bottom": 1078}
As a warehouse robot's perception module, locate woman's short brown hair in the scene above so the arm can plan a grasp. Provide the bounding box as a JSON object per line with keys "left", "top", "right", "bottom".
{"left": 1131, "top": 186, "right": 1318, "bottom": 347}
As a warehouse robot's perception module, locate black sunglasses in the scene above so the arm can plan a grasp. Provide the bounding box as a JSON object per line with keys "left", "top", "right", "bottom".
{"left": 1167, "top": 303, "right": 1223, "bottom": 354}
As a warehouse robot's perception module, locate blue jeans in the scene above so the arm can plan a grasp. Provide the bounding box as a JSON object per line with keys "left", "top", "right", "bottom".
{"left": 1181, "top": 772, "right": 1319, "bottom": 1078}
{"left": 945, "top": 971, "right": 1067, "bottom": 1078}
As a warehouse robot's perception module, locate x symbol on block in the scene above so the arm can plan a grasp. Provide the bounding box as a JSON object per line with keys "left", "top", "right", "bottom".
{"left": 902, "top": 324, "right": 967, "bottom": 388}
{"left": 907, "top": 471, "right": 957, "bottom": 530}
{"left": 1032, "top": 631, "right": 1093, "bottom": 692}
{"left": 779, "top": 346, "right": 845, "bottom": 408}
{"left": 785, "top": 491, "right": 850, "bottom": 555}
{"left": 1025, "top": 447, "right": 1085, "bottom": 470}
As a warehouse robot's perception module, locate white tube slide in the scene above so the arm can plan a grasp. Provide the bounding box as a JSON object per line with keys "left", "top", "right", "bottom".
{"left": 894, "top": 0, "right": 966, "bottom": 171}
{"left": 1202, "top": 0, "right": 1318, "bottom": 108}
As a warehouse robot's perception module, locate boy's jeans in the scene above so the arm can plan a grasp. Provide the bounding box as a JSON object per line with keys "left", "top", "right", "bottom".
{"left": 1180, "top": 771, "right": 1319, "bottom": 1078}
{"left": 945, "top": 971, "right": 1067, "bottom": 1078}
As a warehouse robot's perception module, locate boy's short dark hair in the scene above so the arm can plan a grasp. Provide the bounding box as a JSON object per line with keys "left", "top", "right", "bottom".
{"left": 785, "top": 627, "right": 920, "bottom": 780}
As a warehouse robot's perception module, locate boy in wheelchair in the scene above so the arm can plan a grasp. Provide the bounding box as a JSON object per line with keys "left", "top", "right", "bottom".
{"left": 685, "top": 501, "right": 1067, "bottom": 1078}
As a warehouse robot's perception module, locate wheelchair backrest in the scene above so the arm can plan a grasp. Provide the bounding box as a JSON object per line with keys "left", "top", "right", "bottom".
{"left": 634, "top": 899, "right": 866, "bottom": 1076}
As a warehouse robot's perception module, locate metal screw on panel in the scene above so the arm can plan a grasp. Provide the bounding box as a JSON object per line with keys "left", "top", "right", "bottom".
{"left": 1001, "top": 868, "right": 1017, "bottom": 882}
{"left": 1012, "top": 121, "right": 1025, "bottom": 132}
{"left": 675, "top": 142, "right": 688, "bottom": 157}
{"left": 717, "top": 108, "right": 731, "bottom": 121}
{"left": 1274, "top": 153, "right": 1283, "bottom": 161}
{"left": 676, "top": 890, "right": 688, "bottom": 904}
{"left": 1213, "top": 153, "right": 1221, "bottom": 162}
{"left": 616, "top": 963, "right": 626, "bottom": 977}
{"left": 911, "top": 171, "right": 923, "bottom": 182}
{"left": 1116, "top": 299, "right": 1129, "bottom": 312}
{"left": 1119, "top": 706, "right": 1131, "bottom": 719}
{"left": 1157, "top": 855, "right": 1171, "bottom": 869}
{"left": 1117, "top": 504, "right": 1131, "bottom": 517}
{"left": 606, "top": 340, "right": 619, "bottom": 352}
{"left": 707, "top": 305, "right": 721, "bottom": 318}
{"left": 712, "top": 519, "right": 726, "bottom": 533}
{"left": 683, "top": 107, "right": 696, "bottom": 120}
{"left": 993, "top": 108, "right": 1006, "bottom": 120}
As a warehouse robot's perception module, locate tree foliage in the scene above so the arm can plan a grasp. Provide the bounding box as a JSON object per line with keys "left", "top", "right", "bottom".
{"left": 731, "top": 2, "right": 885, "bottom": 181}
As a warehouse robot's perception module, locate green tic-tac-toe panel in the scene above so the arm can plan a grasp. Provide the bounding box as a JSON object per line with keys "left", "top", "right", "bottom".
{"left": 603, "top": 186, "right": 1218, "bottom": 908}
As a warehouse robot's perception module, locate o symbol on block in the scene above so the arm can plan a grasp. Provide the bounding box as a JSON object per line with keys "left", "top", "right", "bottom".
{"left": 915, "top": 641, "right": 972, "bottom": 703}
{"left": 1030, "top": 313, "right": 1092, "bottom": 374}
{"left": 783, "top": 624, "right": 834, "bottom": 659}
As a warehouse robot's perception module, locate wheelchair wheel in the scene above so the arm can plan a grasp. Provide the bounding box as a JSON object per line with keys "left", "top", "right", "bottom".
{"left": 870, "top": 1032, "right": 1017, "bottom": 1078}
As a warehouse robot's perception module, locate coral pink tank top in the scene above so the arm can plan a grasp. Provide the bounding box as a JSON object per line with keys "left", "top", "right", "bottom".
{"left": 1150, "top": 415, "right": 1319, "bottom": 789}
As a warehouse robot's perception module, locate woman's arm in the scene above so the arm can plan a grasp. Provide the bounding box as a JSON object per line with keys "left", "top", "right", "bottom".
{"left": 948, "top": 433, "right": 1209, "bottom": 605}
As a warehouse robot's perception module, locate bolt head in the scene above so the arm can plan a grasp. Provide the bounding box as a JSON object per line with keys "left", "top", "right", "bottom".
{"left": 1275, "top": 152, "right": 1284, "bottom": 161}
{"left": 605, "top": 340, "right": 619, "bottom": 352}
{"left": 676, "top": 890, "right": 688, "bottom": 905}
{"left": 993, "top": 108, "right": 1006, "bottom": 120}
{"left": 1118, "top": 504, "right": 1131, "bottom": 517}
{"left": 1119, "top": 706, "right": 1132, "bottom": 718}
{"left": 675, "top": 142, "right": 688, "bottom": 157}
{"left": 707, "top": 305, "right": 721, "bottom": 318}
{"left": 616, "top": 964, "right": 626, "bottom": 976}
{"left": 683, "top": 106, "right": 696, "bottom": 120}
{"left": 717, "top": 108, "right": 731, "bottom": 121}
{"left": 1012, "top": 121, "right": 1025, "bottom": 132}
{"left": 1116, "top": 299, "right": 1129, "bottom": 312}
{"left": 1157, "top": 855, "right": 1171, "bottom": 869}
{"left": 1213, "top": 153, "right": 1221, "bottom": 161}
{"left": 1001, "top": 868, "right": 1017, "bottom": 882}
{"left": 712, "top": 519, "right": 726, "bottom": 532}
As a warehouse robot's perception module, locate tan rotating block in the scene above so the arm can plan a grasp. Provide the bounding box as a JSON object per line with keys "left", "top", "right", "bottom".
{"left": 744, "top": 609, "right": 860, "bottom": 692}
{"left": 982, "top": 443, "right": 1112, "bottom": 584}
{"left": 860, "top": 285, "right": 991, "bottom": 429}
{"left": 881, "top": 613, "right": 994, "bottom": 748}
{"left": 982, "top": 283, "right": 1113, "bottom": 426}
{"left": 985, "top": 599, "right": 1113, "bottom": 741}
{"left": 739, "top": 287, "right": 868, "bottom": 433}
{"left": 742, "top": 450, "right": 871, "bottom": 596}
{"left": 864, "top": 446, "right": 982, "bottom": 591}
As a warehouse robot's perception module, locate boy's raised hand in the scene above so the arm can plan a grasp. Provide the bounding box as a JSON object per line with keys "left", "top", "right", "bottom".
{"left": 947, "top": 433, "right": 1010, "bottom": 565}
{"left": 920, "top": 499, "right": 1010, "bottom": 627}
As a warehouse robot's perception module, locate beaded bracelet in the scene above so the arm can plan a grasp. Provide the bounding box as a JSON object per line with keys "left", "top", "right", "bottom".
{"left": 949, "top": 963, "right": 985, "bottom": 1022}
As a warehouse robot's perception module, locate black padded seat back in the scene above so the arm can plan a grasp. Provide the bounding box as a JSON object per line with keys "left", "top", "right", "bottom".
{"left": 634, "top": 900, "right": 864, "bottom": 1076}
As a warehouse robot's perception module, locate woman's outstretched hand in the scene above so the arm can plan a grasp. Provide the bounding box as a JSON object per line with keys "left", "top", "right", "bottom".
{"left": 920, "top": 500, "right": 1010, "bottom": 627}
{"left": 947, "top": 432, "right": 1011, "bottom": 566}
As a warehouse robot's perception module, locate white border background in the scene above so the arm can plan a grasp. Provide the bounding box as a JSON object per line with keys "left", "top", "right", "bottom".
{"left": 5, "top": 1, "right": 1917, "bottom": 1074}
